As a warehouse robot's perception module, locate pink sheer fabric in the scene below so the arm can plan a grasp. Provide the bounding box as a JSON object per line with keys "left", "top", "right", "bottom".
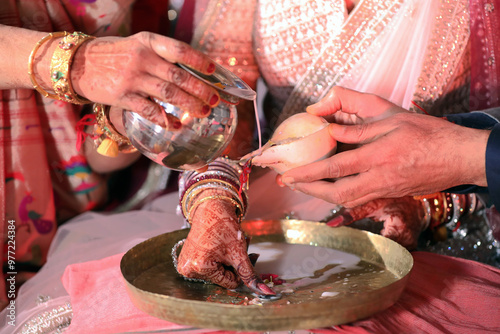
{"left": 61, "top": 251, "right": 500, "bottom": 333}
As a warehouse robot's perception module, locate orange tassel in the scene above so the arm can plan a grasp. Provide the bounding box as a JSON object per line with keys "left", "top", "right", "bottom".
{"left": 97, "top": 138, "right": 119, "bottom": 157}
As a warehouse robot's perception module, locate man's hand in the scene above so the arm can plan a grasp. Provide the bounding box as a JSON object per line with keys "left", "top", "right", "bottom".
{"left": 280, "top": 87, "right": 489, "bottom": 207}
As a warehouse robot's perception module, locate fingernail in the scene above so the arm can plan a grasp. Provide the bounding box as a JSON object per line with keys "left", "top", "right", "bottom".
{"left": 258, "top": 283, "right": 276, "bottom": 295}
{"left": 306, "top": 103, "right": 318, "bottom": 114}
{"left": 327, "top": 213, "right": 353, "bottom": 227}
{"left": 173, "top": 120, "right": 182, "bottom": 130}
{"left": 207, "top": 63, "right": 216, "bottom": 73}
{"left": 196, "top": 166, "right": 209, "bottom": 173}
{"left": 281, "top": 176, "right": 294, "bottom": 185}
{"left": 202, "top": 105, "right": 211, "bottom": 116}
{"left": 276, "top": 175, "right": 285, "bottom": 187}
{"left": 328, "top": 123, "right": 334, "bottom": 133}
{"left": 209, "top": 94, "right": 219, "bottom": 106}
{"left": 326, "top": 216, "right": 345, "bottom": 227}
{"left": 248, "top": 253, "right": 260, "bottom": 266}
{"left": 164, "top": 113, "right": 181, "bottom": 130}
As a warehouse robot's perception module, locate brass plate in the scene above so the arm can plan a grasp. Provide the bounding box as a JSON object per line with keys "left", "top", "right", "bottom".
{"left": 120, "top": 220, "right": 413, "bottom": 331}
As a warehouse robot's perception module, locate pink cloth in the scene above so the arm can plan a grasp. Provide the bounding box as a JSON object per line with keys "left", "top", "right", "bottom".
{"left": 61, "top": 254, "right": 189, "bottom": 334}
{"left": 470, "top": 0, "right": 500, "bottom": 110}
{"left": 62, "top": 252, "right": 500, "bottom": 334}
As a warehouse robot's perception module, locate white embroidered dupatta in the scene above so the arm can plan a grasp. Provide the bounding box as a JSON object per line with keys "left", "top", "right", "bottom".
{"left": 280, "top": 0, "right": 470, "bottom": 121}
{"left": 192, "top": 0, "right": 470, "bottom": 125}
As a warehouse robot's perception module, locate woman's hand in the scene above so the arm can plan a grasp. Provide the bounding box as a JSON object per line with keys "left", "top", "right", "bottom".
{"left": 328, "top": 197, "right": 426, "bottom": 249}
{"left": 177, "top": 193, "right": 275, "bottom": 296}
{"left": 71, "top": 32, "right": 221, "bottom": 126}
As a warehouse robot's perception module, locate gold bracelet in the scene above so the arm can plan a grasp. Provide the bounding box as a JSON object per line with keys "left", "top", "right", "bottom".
{"left": 187, "top": 195, "right": 243, "bottom": 224}
{"left": 184, "top": 186, "right": 244, "bottom": 221}
{"left": 93, "top": 103, "right": 137, "bottom": 157}
{"left": 50, "top": 31, "right": 96, "bottom": 104}
{"left": 28, "top": 32, "right": 69, "bottom": 99}
{"left": 181, "top": 179, "right": 241, "bottom": 218}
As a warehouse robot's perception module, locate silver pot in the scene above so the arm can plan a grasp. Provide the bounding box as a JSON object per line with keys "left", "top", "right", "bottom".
{"left": 123, "top": 63, "right": 256, "bottom": 171}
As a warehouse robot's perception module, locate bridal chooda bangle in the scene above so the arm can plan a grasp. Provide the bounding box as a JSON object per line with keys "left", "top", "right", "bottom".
{"left": 414, "top": 192, "right": 479, "bottom": 241}
{"left": 93, "top": 103, "right": 137, "bottom": 157}
{"left": 178, "top": 158, "right": 249, "bottom": 226}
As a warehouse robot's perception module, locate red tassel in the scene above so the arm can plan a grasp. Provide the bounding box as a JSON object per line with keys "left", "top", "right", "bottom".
{"left": 75, "top": 114, "right": 98, "bottom": 151}
{"left": 238, "top": 160, "right": 252, "bottom": 195}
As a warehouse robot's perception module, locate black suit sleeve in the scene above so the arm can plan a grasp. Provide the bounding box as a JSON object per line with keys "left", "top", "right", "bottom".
{"left": 445, "top": 110, "right": 500, "bottom": 208}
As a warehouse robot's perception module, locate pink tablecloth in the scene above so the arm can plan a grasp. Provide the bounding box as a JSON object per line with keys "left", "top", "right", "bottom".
{"left": 62, "top": 251, "right": 500, "bottom": 334}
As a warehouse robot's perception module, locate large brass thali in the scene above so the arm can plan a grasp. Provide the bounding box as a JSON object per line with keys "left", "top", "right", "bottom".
{"left": 120, "top": 219, "right": 413, "bottom": 331}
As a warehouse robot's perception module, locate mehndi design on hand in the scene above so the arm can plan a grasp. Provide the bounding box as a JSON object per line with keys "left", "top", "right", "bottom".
{"left": 177, "top": 194, "right": 275, "bottom": 296}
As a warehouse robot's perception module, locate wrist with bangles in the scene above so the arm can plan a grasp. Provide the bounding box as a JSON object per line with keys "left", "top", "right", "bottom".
{"left": 28, "top": 31, "right": 138, "bottom": 157}
{"left": 28, "top": 31, "right": 137, "bottom": 157}
{"left": 28, "top": 31, "right": 94, "bottom": 104}
{"left": 414, "top": 192, "right": 479, "bottom": 238}
{"left": 174, "top": 157, "right": 249, "bottom": 283}
{"left": 187, "top": 188, "right": 244, "bottom": 224}
{"left": 178, "top": 157, "right": 249, "bottom": 227}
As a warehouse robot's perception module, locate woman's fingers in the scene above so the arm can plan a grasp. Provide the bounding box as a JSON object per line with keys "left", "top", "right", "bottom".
{"left": 146, "top": 33, "right": 217, "bottom": 75}
{"left": 224, "top": 234, "right": 276, "bottom": 296}
{"left": 120, "top": 94, "right": 165, "bottom": 125}
{"left": 145, "top": 61, "right": 220, "bottom": 109}
{"left": 72, "top": 32, "right": 221, "bottom": 126}
{"left": 178, "top": 251, "right": 275, "bottom": 296}
{"left": 140, "top": 75, "right": 212, "bottom": 118}
{"left": 135, "top": 34, "right": 220, "bottom": 119}
{"left": 232, "top": 255, "right": 276, "bottom": 296}
{"left": 204, "top": 264, "right": 240, "bottom": 290}
{"left": 179, "top": 259, "right": 239, "bottom": 289}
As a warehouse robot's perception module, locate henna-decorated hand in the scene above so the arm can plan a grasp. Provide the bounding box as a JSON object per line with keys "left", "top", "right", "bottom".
{"left": 327, "top": 197, "right": 426, "bottom": 249}
{"left": 177, "top": 194, "right": 275, "bottom": 296}
{"left": 71, "top": 32, "right": 220, "bottom": 127}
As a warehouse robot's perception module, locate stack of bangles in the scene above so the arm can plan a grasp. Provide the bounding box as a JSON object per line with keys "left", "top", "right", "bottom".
{"left": 178, "top": 157, "right": 249, "bottom": 227}
{"left": 414, "top": 192, "right": 479, "bottom": 238}
{"left": 28, "top": 31, "right": 95, "bottom": 104}
{"left": 28, "top": 31, "right": 136, "bottom": 157}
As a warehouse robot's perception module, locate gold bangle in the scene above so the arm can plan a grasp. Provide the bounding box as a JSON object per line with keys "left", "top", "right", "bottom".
{"left": 181, "top": 179, "right": 241, "bottom": 218}
{"left": 28, "top": 32, "right": 69, "bottom": 99}
{"left": 50, "top": 31, "right": 96, "bottom": 104}
{"left": 187, "top": 195, "right": 243, "bottom": 224}
{"left": 93, "top": 103, "right": 137, "bottom": 157}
